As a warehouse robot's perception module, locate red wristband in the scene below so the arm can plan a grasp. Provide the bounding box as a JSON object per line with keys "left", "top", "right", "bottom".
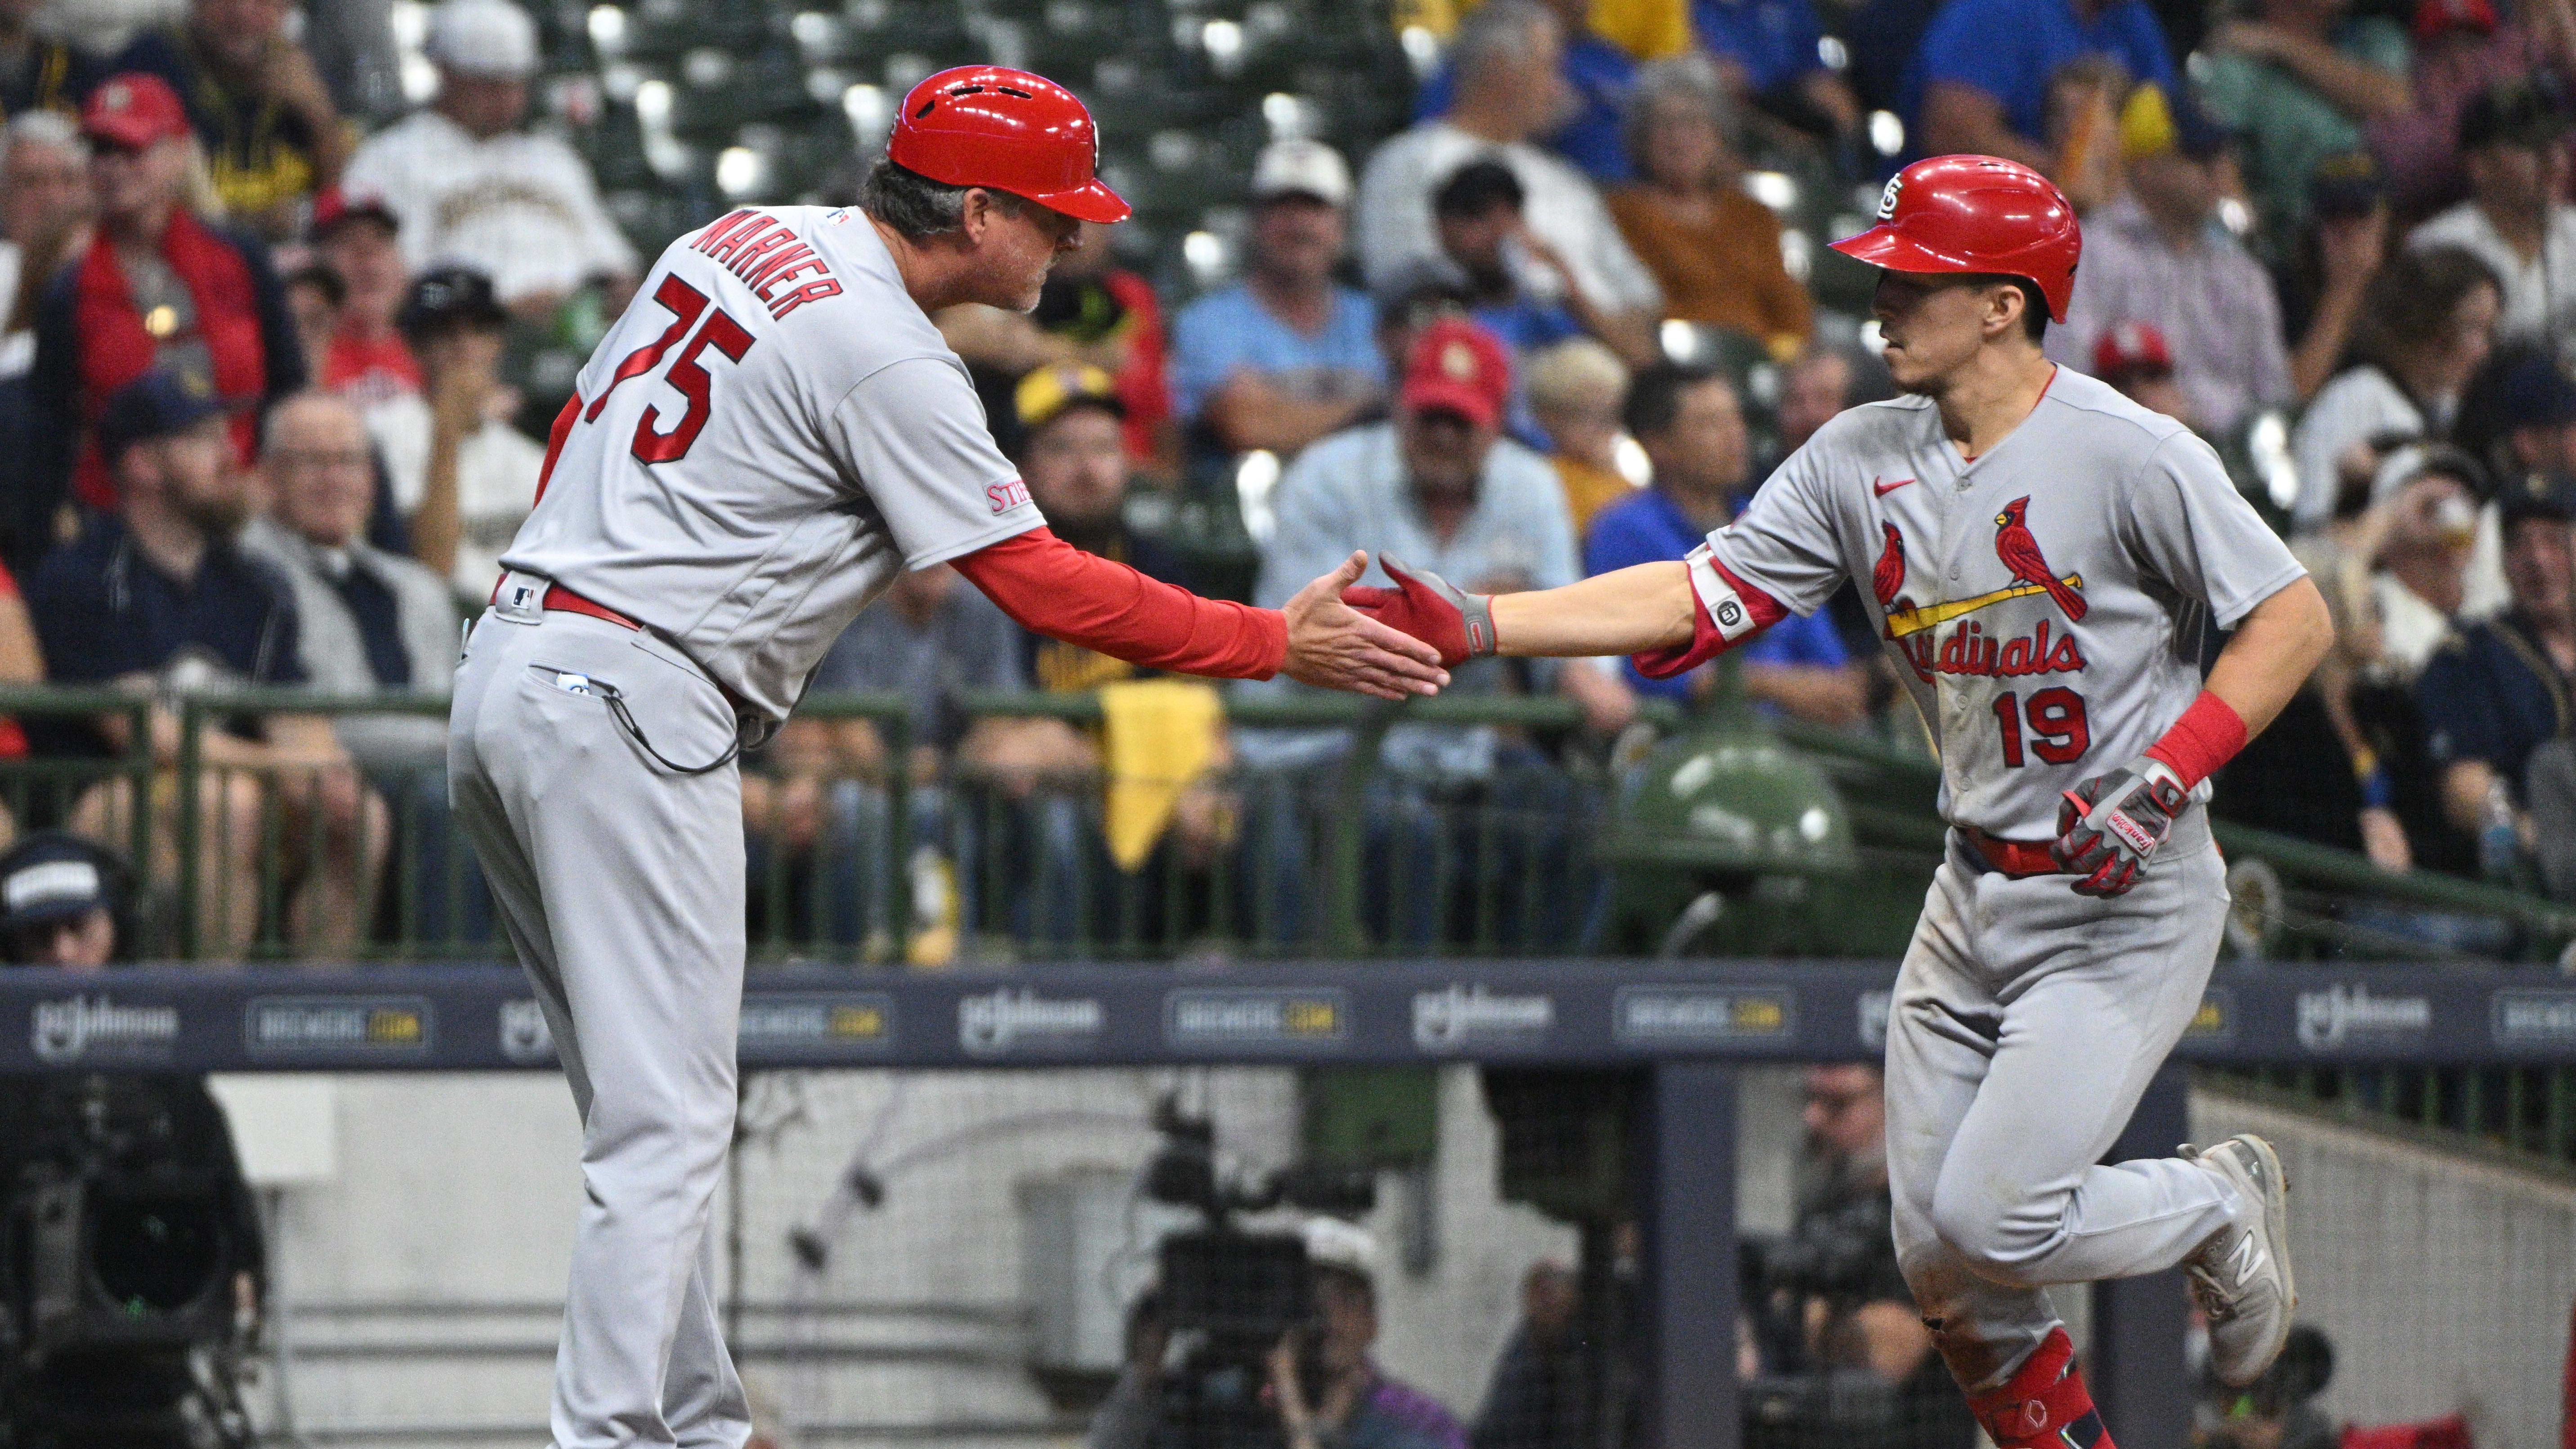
{"left": 953, "top": 526, "right": 1287, "bottom": 680}
{"left": 1632, "top": 546, "right": 1785, "bottom": 679}
{"left": 2142, "top": 689, "right": 2248, "bottom": 791}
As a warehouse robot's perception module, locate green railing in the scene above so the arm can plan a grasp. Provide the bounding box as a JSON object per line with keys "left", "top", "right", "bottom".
{"left": 0, "top": 684, "right": 2566, "bottom": 966}
{"left": 1, "top": 682, "right": 2572, "bottom": 1165}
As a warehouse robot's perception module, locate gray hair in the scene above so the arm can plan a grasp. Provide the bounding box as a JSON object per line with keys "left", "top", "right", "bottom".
{"left": 1451, "top": 0, "right": 1557, "bottom": 92}
{"left": 1622, "top": 53, "right": 1738, "bottom": 166}
{"left": 857, "top": 157, "right": 1025, "bottom": 240}
{"left": 4, "top": 109, "right": 81, "bottom": 161}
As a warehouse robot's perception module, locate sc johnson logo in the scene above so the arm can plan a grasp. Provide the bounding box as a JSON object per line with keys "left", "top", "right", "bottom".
{"left": 1165, "top": 988, "right": 1346, "bottom": 1047}
{"left": 738, "top": 994, "right": 894, "bottom": 1051}
{"left": 246, "top": 997, "right": 431, "bottom": 1056}
{"left": 958, "top": 988, "right": 1105, "bottom": 1055}
{"left": 2295, "top": 984, "right": 2431, "bottom": 1051}
{"left": 1613, "top": 986, "right": 1793, "bottom": 1044}
{"left": 1412, "top": 984, "right": 1554, "bottom": 1050}
{"left": 31, "top": 994, "right": 180, "bottom": 1065}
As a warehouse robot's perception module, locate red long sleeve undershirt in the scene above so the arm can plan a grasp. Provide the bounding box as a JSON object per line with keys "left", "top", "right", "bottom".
{"left": 953, "top": 526, "right": 1288, "bottom": 680}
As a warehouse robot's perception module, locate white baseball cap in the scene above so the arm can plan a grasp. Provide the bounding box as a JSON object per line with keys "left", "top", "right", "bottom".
{"left": 1301, "top": 1217, "right": 1379, "bottom": 1280}
{"left": 1252, "top": 138, "right": 1353, "bottom": 207}
{"left": 426, "top": 0, "right": 541, "bottom": 80}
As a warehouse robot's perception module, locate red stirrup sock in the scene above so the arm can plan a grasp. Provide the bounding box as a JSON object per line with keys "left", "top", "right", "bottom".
{"left": 1967, "top": 1328, "right": 2115, "bottom": 1449}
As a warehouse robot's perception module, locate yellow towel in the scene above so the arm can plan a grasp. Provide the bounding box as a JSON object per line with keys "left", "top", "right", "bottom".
{"left": 1099, "top": 679, "right": 1226, "bottom": 871}
{"left": 1397, "top": 0, "right": 1689, "bottom": 58}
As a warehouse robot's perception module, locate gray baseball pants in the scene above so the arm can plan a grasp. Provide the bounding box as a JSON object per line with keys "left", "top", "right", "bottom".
{"left": 450, "top": 600, "right": 753, "bottom": 1449}
{"left": 1886, "top": 814, "right": 2245, "bottom": 1393}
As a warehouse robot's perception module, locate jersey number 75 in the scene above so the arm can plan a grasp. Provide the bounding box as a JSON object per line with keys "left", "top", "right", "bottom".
{"left": 581, "top": 275, "right": 760, "bottom": 464}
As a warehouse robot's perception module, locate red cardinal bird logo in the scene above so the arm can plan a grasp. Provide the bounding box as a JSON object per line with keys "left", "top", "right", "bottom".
{"left": 1992, "top": 496, "right": 2087, "bottom": 622}
{"left": 1872, "top": 522, "right": 1908, "bottom": 608}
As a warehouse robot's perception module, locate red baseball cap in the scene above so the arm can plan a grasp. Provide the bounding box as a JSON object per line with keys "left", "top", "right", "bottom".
{"left": 2414, "top": 0, "right": 2496, "bottom": 40}
{"left": 2093, "top": 319, "right": 2174, "bottom": 380}
{"left": 1400, "top": 318, "right": 1512, "bottom": 429}
{"left": 82, "top": 72, "right": 192, "bottom": 151}
{"left": 888, "top": 65, "right": 1130, "bottom": 224}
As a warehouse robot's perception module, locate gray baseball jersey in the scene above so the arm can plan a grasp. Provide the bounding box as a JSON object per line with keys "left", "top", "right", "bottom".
{"left": 1698, "top": 367, "right": 2305, "bottom": 838}
{"left": 500, "top": 203, "right": 1045, "bottom": 722}
{"left": 1687, "top": 364, "right": 2305, "bottom": 1406}
{"left": 454, "top": 203, "right": 1048, "bottom": 1449}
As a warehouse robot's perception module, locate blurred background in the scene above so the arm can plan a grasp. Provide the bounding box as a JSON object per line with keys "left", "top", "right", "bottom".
{"left": 0, "top": 0, "right": 2573, "bottom": 1440}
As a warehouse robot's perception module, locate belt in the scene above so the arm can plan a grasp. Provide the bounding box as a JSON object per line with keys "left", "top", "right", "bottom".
{"left": 497, "top": 575, "right": 754, "bottom": 718}
{"left": 539, "top": 581, "right": 644, "bottom": 632}
{"left": 1958, "top": 826, "right": 2063, "bottom": 878}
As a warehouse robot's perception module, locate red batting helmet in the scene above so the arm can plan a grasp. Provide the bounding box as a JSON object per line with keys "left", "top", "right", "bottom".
{"left": 888, "top": 66, "right": 1130, "bottom": 224}
{"left": 1829, "top": 155, "right": 2081, "bottom": 322}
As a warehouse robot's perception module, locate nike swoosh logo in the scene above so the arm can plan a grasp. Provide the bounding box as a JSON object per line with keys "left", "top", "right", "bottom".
{"left": 1873, "top": 476, "right": 1915, "bottom": 496}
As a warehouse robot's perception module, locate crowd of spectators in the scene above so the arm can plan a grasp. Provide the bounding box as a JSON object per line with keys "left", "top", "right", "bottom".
{"left": 0, "top": 0, "right": 2572, "bottom": 959}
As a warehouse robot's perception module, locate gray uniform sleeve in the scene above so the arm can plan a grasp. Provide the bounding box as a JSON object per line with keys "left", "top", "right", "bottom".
{"left": 824, "top": 357, "right": 1044, "bottom": 569}
{"left": 1703, "top": 447, "right": 1850, "bottom": 616}
{"left": 2120, "top": 431, "right": 2308, "bottom": 629}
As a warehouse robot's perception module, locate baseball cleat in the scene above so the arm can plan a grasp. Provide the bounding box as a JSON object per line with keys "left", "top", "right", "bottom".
{"left": 2179, "top": 1134, "right": 2297, "bottom": 1386}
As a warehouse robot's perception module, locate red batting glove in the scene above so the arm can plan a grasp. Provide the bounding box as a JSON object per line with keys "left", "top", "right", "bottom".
{"left": 1340, "top": 556, "right": 1498, "bottom": 668}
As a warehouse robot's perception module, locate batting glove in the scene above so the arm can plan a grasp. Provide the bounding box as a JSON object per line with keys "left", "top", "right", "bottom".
{"left": 2051, "top": 756, "right": 2190, "bottom": 898}
{"left": 1340, "top": 555, "right": 1498, "bottom": 668}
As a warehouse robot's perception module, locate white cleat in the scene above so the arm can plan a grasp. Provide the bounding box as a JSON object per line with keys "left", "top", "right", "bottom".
{"left": 2180, "top": 1134, "right": 2298, "bottom": 1387}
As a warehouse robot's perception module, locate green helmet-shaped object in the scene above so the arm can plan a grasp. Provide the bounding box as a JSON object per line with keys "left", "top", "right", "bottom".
{"left": 1597, "top": 728, "right": 1858, "bottom": 878}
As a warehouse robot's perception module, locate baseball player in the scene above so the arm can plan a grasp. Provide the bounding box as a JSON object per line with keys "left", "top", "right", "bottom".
{"left": 1347, "top": 156, "right": 2334, "bottom": 1446}
{"left": 447, "top": 68, "right": 1448, "bottom": 1449}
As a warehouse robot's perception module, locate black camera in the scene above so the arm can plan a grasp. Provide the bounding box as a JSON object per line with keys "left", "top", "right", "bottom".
{"left": 1, "top": 1075, "right": 259, "bottom": 1449}
{"left": 1136, "top": 1096, "right": 1374, "bottom": 1449}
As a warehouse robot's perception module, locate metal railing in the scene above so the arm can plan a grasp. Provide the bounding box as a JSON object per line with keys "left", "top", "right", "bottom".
{"left": 0, "top": 684, "right": 2567, "bottom": 966}
{"left": 6, "top": 683, "right": 2576, "bottom": 1163}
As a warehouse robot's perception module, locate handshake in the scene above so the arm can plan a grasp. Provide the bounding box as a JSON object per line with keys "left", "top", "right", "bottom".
{"left": 1279, "top": 552, "right": 1498, "bottom": 700}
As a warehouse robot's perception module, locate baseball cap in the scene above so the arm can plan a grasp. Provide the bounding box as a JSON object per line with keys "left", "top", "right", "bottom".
{"left": 2093, "top": 320, "right": 2174, "bottom": 381}
{"left": 2369, "top": 441, "right": 2488, "bottom": 505}
{"left": 2414, "top": 0, "right": 2498, "bottom": 41}
{"left": 2499, "top": 469, "right": 2576, "bottom": 527}
{"left": 312, "top": 184, "right": 399, "bottom": 237}
{"left": 1251, "top": 138, "right": 1352, "bottom": 207}
{"left": 398, "top": 266, "right": 509, "bottom": 337}
{"left": 425, "top": 0, "right": 541, "bottom": 80}
{"left": 1400, "top": 316, "right": 1511, "bottom": 430}
{"left": 2491, "top": 353, "right": 2576, "bottom": 429}
{"left": 1301, "top": 1217, "right": 1379, "bottom": 1282}
{"left": 2460, "top": 77, "right": 2567, "bottom": 151}
{"left": 97, "top": 369, "right": 233, "bottom": 460}
{"left": 81, "top": 72, "right": 191, "bottom": 151}
{"left": 1014, "top": 362, "right": 1125, "bottom": 432}
{"left": 0, "top": 833, "right": 124, "bottom": 935}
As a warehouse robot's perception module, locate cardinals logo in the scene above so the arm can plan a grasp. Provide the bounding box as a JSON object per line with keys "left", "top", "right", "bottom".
{"left": 1875, "top": 501, "right": 2088, "bottom": 681}
{"left": 1872, "top": 522, "right": 1909, "bottom": 610}
{"left": 1991, "top": 497, "right": 2087, "bottom": 621}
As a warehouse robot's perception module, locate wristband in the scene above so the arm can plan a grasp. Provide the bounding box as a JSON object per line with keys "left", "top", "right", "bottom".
{"left": 1631, "top": 544, "right": 1784, "bottom": 679}
{"left": 2141, "top": 689, "right": 2248, "bottom": 792}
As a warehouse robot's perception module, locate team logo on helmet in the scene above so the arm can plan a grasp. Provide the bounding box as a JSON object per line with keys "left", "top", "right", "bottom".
{"left": 1875, "top": 176, "right": 1902, "bottom": 220}
{"left": 1441, "top": 341, "right": 1478, "bottom": 380}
